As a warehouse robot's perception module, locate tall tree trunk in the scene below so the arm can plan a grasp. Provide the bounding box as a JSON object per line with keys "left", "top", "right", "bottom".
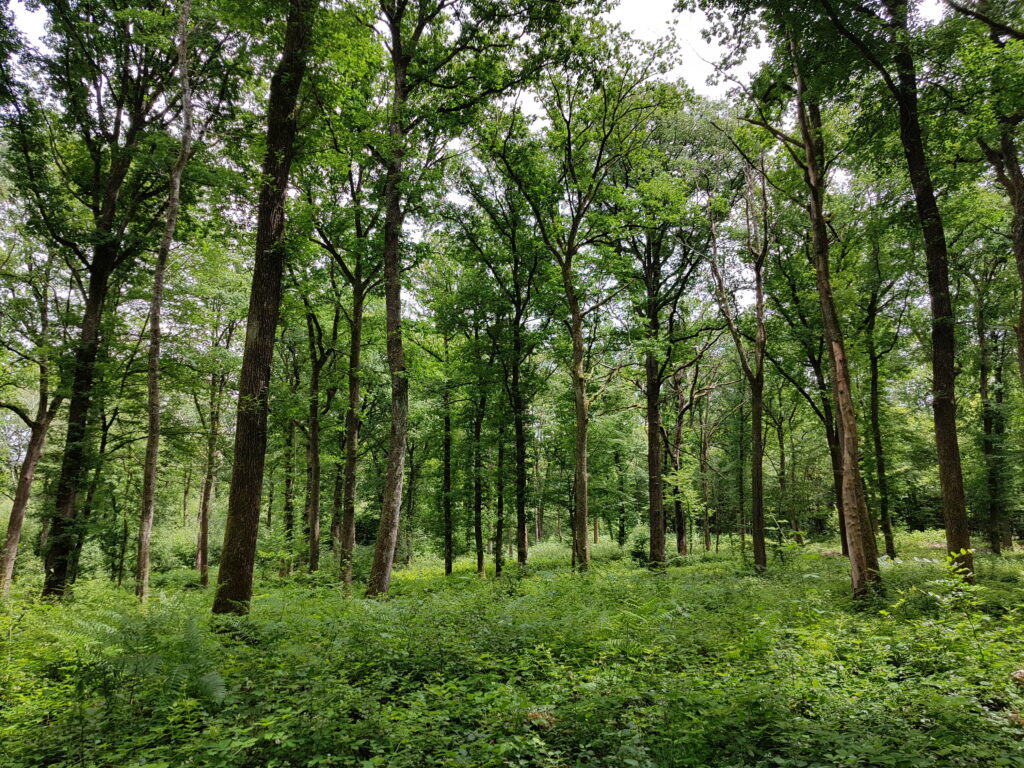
{"left": 615, "top": 450, "right": 627, "bottom": 547}
{"left": 212, "top": 0, "right": 313, "bottom": 615}
{"left": 885, "top": 0, "right": 972, "bottom": 573}
{"left": 366, "top": 94, "right": 410, "bottom": 597}
{"left": 473, "top": 391, "right": 486, "bottom": 576}
{"left": 867, "top": 319, "right": 897, "bottom": 559}
{"left": 330, "top": 454, "right": 342, "bottom": 549}
{"left": 1, "top": 418, "right": 54, "bottom": 596}
{"left": 565, "top": 280, "right": 590, "bottom": 570}
{"left": 792, "top": 52, "right": 880, "bottom": 595}
{"left": 42, "top": 264, "right": 112, "bottom": 596}
{"left": 196, "top": 375, "right": 222, "bottom": 588}
{"left": 137, "top": 1, "right": 193, "bottom": 600}
{"left": 403, "top": 439, "right": 419, "bottom": 567}
{"left": 495, "top": 426, "right": 505, "bottom": 576}
{"left": 304, "top": 316, "right": 324, "bottom": 573}
{"left": 340, "top": 289, "right": 363, "bottom": 586}
{"left": 700, "top": 401, "right": 712, "bottom": 552}
{"left": 283, "top": 419, "right": 297, "bottom": 558}
{"left": 750, "top": 374, "right": 766, "bottom": 571}
{"left": 534, "top": 442, "right": 544, "bottom": 543}
{"left": 512, "top": 343, "right": 528, "bottom": 566}
{"left": 442, "top": 381, "right": 453, "bottom": 576}
{"left": 646, "top": 348, "right": 666, "bottom": 565}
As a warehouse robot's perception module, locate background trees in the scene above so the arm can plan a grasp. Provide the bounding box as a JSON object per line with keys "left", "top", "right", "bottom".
{"left": 0, "top": 0, "right": 1021, "bottom": 608}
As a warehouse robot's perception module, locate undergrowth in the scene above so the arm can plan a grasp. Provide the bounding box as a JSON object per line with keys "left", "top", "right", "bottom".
{"left": 2, "top": 533, "right": 1024, "bottom": 767}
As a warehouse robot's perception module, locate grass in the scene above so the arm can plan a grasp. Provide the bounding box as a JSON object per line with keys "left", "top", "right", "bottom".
{"left": 2, "top": 531, "right": 1024, "bottom": 767}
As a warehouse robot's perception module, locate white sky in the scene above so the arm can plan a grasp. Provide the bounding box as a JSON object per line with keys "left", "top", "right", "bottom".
{"left": 10, "top": 0, "right": 946, "bottom": 98}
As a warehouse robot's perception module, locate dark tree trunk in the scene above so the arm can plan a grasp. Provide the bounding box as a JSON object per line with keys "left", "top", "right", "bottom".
{"left": 196, "top": 374, "right": 223, "bottom": 589}
{"left": 646, "top": 348, "right": 666, "bottom": 565}
{"left": 473, "top": 391, "right": 486, "bottom": 576}
{"left": 495, "top": 427, "right": 505, "bottom": 576}
{"left": 512, "top": 347, "right": 529, "bottom": 566}
{"left": 43, "top": 264, "right": 113, "bottom": 597}
{"left": 340, "top": 289, "right": 363, "bottom": 585}
{"left": 563, "top": 274, "right": 590, "bottom": 571}
{"left": 614, "top": 450, "right": 627, "bottom": 547}
{"left": 885, "top": 0, "right": 972, "bottom": 573}
{"left": 750, "top": 375, "right": 766, "bottom": 571}
{"left": 304, "top": 313, "right": 326, "bottom": 574}
{"left": 212, "top": 0, "right": 313, "bottom": 614}
{"left": 867, "top": 310, "right": 897, "bottom": 559}
{"left": 442, "top": 382, "right": 453, "bottom": 576}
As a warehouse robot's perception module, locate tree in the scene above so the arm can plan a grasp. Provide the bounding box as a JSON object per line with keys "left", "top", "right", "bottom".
{"left": 136, "top": 0, "right": 195, "bottom": 602}
{"left": 365, "top": 0, "right": 587, "bottom": 596}
{"left": 213, "top": 0, "right": 315, "bottom": 614}
{"left": 486, "top": 32, "right": 667, "bottom": 570}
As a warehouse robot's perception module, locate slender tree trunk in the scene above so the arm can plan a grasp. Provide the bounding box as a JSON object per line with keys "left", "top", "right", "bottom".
{"left": 512, "top": 350, "right": 528, "bottom": 566}
{"left": 136, "top": 0, "right": 193, "bottom": 601}
{"left": 197, "top": 375, "right": 221, "bottom": 588}
{"left": 533, "top": 443, "right": 544, "bottom": 543}
{"left": 473, "top": 391, "right": 486, "bottom": 576}
{"left": 614, "top": 450, "right": 627, "bottom": 547}
{"left": 305, "top": 323, "right": 323, "bottom": 573}
{"left": 183, "top": 469, "right": 191, "bottom": 528}
{"left": 646, "top": 348, "right": 666, "bottom": 565}
{"left": 212, "top": 0, "right": 313, "bottom": 614}
{"left": 404, "top": 440, "right": 418, "bottom": 566}
{"left": 1, "top": 419, "right": 52, "bottom": 596}
{"left": 792, "top": 55, "right": 879, "bottom": 595}
{"left": 340, "top": 289, "right": 363, "bottom": 586}
{"left": 867, "top": 327, "right": 897, "bottom": 558}
{"left": 442, "top": 381, "right": 453, "bottom": 576}
{"left": 330, "top": 454, "right": 342, "bottom": 548}
{"left": 495, "top": 426, "right": 505, "bottom": 576}
{"left": 283, "top": 419, "right": 297, "bottom": 557}
{"left": 565, "top": 278, "right": 590, "bottom": 570}
{"left": 700, "top": 402, "right": 712, "bottom": 552}
{"left": 750, "top": 374, "right": 766, "bottom": 571}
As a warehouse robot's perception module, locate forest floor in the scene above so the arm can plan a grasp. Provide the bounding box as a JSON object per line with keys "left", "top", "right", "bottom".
{"left": 2, "top": 532, "right": 1024, "bottom": 768}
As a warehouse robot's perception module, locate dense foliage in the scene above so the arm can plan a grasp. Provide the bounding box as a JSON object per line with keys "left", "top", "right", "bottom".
{"left": 1, "top": 0, "right": 1024, "bottom": 763}
{"left": 3, "top": 535, "right": 1024, "bottom": 767}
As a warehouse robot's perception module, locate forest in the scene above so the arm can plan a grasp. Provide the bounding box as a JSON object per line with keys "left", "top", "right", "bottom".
{"left": 1, "top": 0, "right": 1024, "bottom": 765}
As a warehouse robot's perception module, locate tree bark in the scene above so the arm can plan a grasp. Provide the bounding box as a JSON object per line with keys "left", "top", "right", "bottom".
{"left": 473, "top": 391, "right": 486, "bottom": 576}
{"left": 340, "top": 289, "right": 363, "bottom": 585}
{"left": 196, "top": 374, "right": 223, "bottom": 588}
{"left": 495, "top": 426, "right": 505, "bottom": 576}
{"left": 137, "top": 0, "right": 193, "bottom": 600}
{"left": 365, "top": 62, "right": 409, "bottom": 597}
{"left": 646, "top": 347, "right": 666, "bottom": 565}
{"left": 1, "top": 416, "right": 56, "bottom": 596}
{"left": 42, "top": 264, "right": 113, "bottom": 596}
{"left": 867, "top": 302, "right": 897, "bottom": 559}
{"left": 792, "top": 50, "right": 880, "bottom": 595}
{"left": 442, "top": 375, "right": 453, "bottom": 576}
{"left": 884, "top": 0, "right": 972, "bottom": 573}
{"left": 565, "top": 277, "right": 590, "bottom": 571}
{"left": 212, "top": 0, "right": 313, "bottom": 614}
